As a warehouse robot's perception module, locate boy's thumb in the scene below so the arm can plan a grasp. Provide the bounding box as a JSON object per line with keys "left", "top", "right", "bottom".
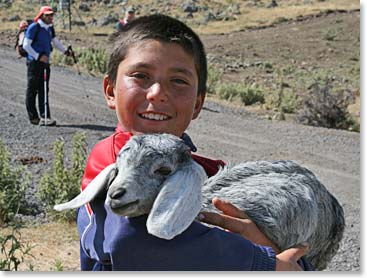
{"left": 287, "top": 242, "right": 310, "bottom": 260}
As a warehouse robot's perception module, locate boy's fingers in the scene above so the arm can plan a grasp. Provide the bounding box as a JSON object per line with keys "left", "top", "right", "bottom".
{"left": 211, "top": 197, "right": 249, "bottom": 219}
{"left": 200, "top": 211, "right": 246, "bottom": 234}
{"left": 276, "top": 243, "right": 309, "bottom": 271}
{"left": 282, "top": 243, "right": 309, "bottom": 260}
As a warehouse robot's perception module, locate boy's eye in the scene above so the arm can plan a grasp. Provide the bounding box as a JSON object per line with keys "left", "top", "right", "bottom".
{"left": 172, "top": 78, "right": 189, "bottom": 85}
{"left": 131, "top": 73, "right": 150, "bottom": 80}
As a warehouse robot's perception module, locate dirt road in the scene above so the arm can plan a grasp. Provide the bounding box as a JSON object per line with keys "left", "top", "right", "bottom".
{"left": 0, "top": 10, "right": 360, "bottom": 270}
{"left": 0, "top": 45, "right": 360, "bottom": 271}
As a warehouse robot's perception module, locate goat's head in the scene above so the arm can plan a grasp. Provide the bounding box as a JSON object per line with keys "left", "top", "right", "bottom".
{"left": 54, "top": 133, "right": 207, "bottom": 239}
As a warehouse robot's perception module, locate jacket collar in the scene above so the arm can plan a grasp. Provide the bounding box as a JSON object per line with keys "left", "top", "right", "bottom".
{"left": 37, "top": 19, "right": 52, "bottom": 30}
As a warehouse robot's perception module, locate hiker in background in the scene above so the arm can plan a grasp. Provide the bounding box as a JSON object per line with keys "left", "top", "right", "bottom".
{"left": 116, "top": 6, "right": 136, "bottom": 31}
{"left": 23, "top": 6, "right": 71, "bottom": 126}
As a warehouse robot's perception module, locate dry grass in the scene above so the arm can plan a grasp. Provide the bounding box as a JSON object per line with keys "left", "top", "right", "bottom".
{"left": 1, "top": 222, "right": 80, "bottom": 271}
{"left": 196, "top": 0, "right": 359, "bottom": 34}
{"left": 0, "top": 0, "right": 360, "bottom": 35}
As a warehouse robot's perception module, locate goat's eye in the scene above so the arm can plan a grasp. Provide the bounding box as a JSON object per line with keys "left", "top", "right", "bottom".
{"left": 154, "top": 167, "right": 172, "bottom": 176}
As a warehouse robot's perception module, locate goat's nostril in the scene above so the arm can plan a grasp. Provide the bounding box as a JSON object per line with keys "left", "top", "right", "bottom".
{"left": 110, "top": 188, "right": 126, "bottom": 199}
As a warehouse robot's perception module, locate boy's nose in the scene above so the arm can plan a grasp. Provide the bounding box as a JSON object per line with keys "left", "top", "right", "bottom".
{"left": 146, "top": 82, "right": 168, "bottom": 102}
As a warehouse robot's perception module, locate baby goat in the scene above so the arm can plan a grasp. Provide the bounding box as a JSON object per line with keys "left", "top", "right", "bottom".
{"left": 54, "top": 133, "right": 345, "bottom": 270}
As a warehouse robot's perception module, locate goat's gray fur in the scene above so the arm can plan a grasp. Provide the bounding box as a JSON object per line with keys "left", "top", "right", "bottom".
{"left": 54, "top": 133, "right": 345, "bottom": 270}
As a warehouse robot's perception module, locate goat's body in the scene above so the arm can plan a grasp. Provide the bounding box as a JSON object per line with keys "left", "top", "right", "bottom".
{"left": 202, "top": 160, "right": 345, "bottom": 270}
{"left": 55, "top": 133, "right": 345, "bottom": 270}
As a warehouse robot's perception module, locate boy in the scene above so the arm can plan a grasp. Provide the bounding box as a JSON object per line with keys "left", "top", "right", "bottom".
{"left": 77, "top": 14, "right": 310, "bottom": 271}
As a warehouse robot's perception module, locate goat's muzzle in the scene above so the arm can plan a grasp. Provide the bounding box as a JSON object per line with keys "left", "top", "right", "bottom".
{"left": 109, "top": 199, "right": 140, "bottom": 213}
{"left": 109, "top": 188, "right": 126, "bottom": 199}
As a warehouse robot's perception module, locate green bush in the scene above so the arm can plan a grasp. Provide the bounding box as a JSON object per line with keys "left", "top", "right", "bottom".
{"left": 0, "top": 226, "right": 33, "bottom": 271}
{"left": 52, "top": 47, "right": 108, "bottom": 76}
{"left": 217, "top": 82, "right": 238, "bottom": 101}
{"left": 265, "top": 77, "right": 299, "bottom": 113}
{"left": 37, "top": 132, "right": 87, "bottom": 221}
{"left": 0, "top": 140, "right": 29, "bottom": 225}
{"left": 238, "top": 84, "right": 265, "bottom": 106}
{"left": 78, "top": 48, "right": 108, "bottom": 76}
{"left": 207, "top": 64, "right": 223, "bottom": 94}
{"left": 217, "top": 82, "right": 265, "bottom": 105}
{"left": 268, "top": 87, "right": 298, "bottom": 113}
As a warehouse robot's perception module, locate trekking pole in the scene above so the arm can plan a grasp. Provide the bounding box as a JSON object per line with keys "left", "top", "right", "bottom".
{"left": 44, "top": 65, "right": 48, "bottom": 126}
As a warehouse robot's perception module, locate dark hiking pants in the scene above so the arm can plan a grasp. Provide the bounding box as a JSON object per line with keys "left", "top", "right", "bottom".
{"left": 26, "top": 60, "right": 51, "bottom": 121}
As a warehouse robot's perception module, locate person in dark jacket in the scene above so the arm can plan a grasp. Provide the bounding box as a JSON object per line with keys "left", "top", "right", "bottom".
{"left": 77, "top": 14, "right": 311, "bottom": 271}
{"left": 116, "top": 6, "right": 136, "bottom": 32}
{"left": 23, "top": 6, "right": 71, "bottom": 126}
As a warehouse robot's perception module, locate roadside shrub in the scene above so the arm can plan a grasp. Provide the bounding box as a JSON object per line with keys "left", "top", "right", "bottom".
{"left": 296, "top": 80, "right": 357, "bottom": 130}
{"left": 279, "top": 89, "right": 298, "bottom": 113}
{"left": 0, "top": 225, "right": 33, "bottom": 271}
{"left": 51, "top": 51, "right": 74, "bottom": 67}
{"left": 78, "top": 48, "right": 108, "bottom": 76}
{"left": 0, "top": 140, "right": 29, "bottom": 225}
{"left": 217, "top": 82, "right": 265, "bottom": 105}
{"left": 267, "top": 86, "right": 299, "bottom": 113}
{"left": 238, "top": 84, "right": 265, "bottom": 106}
{"left": 37, "top": 132, "right": 87, "bottom": 221}
{"left": 52, "top": 47, "right": 108, "bottom": 76}
{"left": 265, "top": 75, "right": 299, "bottom": 113}
{"left": 207, "top": 64, "right": 223, "bottom": 94}
{"left": 217, "top": 82, "right": 238, "bottom": 101}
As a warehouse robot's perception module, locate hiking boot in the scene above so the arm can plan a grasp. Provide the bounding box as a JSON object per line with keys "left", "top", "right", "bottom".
{"left": 39, "top": 118, "right": 56, "bottom": 126}
{"left": 30, "top": 118, "right": 40, "bottom": 125}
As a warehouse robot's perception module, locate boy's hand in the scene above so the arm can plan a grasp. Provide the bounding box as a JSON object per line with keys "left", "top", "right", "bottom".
{"left": 276, "top": 244, "right": 309, "bottom": 271}
{"left": 200, "top": 198, "right": 309, "bottom": 271}
{"left": 200, "top": 197, "right": 280, "bottom": 253}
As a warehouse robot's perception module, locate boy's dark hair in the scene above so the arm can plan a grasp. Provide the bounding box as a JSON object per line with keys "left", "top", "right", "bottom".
{"left": 107, "top": 14, "right": 207, "bottom": 96}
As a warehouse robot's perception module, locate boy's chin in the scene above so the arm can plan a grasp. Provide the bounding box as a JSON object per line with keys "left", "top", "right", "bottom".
{"left": 132, "top": 128, "right": 182, "bottom": 137}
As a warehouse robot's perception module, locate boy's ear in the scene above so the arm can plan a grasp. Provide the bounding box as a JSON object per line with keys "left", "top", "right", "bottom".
{"left": 103, "top": 75, "right": 116, "bottom": 109}
{"left": 192, "top": 94, "right": 205, "bottom": 119}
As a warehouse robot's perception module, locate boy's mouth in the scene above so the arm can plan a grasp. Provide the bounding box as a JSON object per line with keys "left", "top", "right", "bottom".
{"left": 140, "top": 113, "right": 169, "bottom": 121}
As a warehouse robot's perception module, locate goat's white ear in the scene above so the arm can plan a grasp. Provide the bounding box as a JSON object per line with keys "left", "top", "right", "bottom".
{"left": 53, "top": 163, "right": 117, "bottom": 211}
{"left": 146, "top": 161, "right": 207, "bottom": 240}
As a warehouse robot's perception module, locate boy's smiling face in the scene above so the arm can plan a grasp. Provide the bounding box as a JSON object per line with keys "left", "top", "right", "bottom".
{"left": 104, "top": 40, "right": 204, "bottom": 137}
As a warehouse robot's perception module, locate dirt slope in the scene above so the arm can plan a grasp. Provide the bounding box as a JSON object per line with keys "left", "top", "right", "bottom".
{"left": 0, "top": 12, "right": 360, "bottom": 271}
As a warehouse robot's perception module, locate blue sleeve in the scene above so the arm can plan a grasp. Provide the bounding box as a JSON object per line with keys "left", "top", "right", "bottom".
{"left": 77, "top": 198, "right": 276, "bottom": 271}
{"left": 25, "top": 23, "right": 38, "bottom": 40}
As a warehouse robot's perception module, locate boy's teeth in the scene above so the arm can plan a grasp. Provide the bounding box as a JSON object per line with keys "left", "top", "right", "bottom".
{"left": 142, "top": 113, "right": 168, "bottom": 120}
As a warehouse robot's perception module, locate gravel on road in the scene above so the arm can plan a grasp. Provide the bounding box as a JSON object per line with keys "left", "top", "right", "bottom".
{"left": 0, "top": 46, "right": 360, "bottom": 271}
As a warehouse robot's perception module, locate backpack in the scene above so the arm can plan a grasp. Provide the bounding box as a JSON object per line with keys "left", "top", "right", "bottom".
{"left": 15, "top": 20, "right": 55, "bottom": 58}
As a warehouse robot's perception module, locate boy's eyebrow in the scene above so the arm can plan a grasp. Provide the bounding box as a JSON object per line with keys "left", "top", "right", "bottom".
{"left": 128, "top": 63, "right": 195, "bottom": 78}
{"left": 128, "top": 62, "right": 152, "bottom": 70}
{"left": 171, "top": 67, "right": 195, "bottom": 78}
